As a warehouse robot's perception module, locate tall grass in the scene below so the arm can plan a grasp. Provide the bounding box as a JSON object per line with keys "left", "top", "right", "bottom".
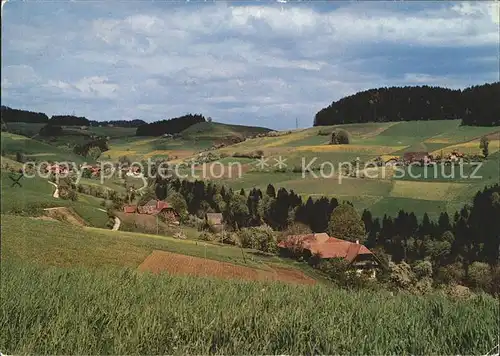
{"left": 1, "top": 261, "right": 498, "bottom": 355}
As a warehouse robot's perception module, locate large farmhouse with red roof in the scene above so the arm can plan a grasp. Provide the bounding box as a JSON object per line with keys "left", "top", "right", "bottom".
{"left": 278, "top": 233, "right": 379, "bottom": 273}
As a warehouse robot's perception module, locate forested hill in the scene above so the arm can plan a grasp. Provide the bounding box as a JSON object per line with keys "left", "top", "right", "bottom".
{"left": 0, "top": 106, "right": 145, "bottom": 127}
{"left": 1, "top": 106, "right": 49, "bottom": 123}
{"left": 135, "top": 114, "right": 206, "bottom": 136}
{"left": 314, "top": 82, "right": 500, "bottom": 127}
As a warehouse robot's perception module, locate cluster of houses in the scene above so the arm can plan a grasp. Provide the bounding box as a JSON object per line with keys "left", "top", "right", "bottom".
{"left": 123, "top": 199, "right": 180, "bottom": 224}
{"left": 382, "top": 150, "right": 465, "bottom": 167}
{"left": 80, "top": 164, "right": 142, "bottom": 178}
{"left": 120, "top": 200, "right": 378, "bottom": 273}
{"left": 39, "top": 163, "right": 71, "bottom": 175}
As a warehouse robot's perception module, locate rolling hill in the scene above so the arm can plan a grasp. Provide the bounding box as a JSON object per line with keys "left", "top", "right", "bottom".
{"left": 1, "top": 116, "right": 498, "bottom": 220}
{"left": 178, "top": 119, "right": 499, "bottom": 220}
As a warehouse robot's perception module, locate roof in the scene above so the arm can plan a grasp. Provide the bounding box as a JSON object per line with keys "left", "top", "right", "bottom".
{"left": 309, "top": 239, "right": 373, "bottom": 262}
{"left": 403, "top": 151, "right": 428, "bottom": 160}
{"left": 144, "top": 199, "right": 158, "bottom": 207}
{"left": 123, "top": 205, "right": 137, "bottom": 213}
{"left": 277, "top": 233, "right": 331, "bottom": 250}
{"left": 279, "top": 233, "right": 374, "bottom": 263}
{"left": 206, "top": 213, "right": 223, "bottom": 225}
{"left": 156, "top": 201, "right": 172, "bottom": 211}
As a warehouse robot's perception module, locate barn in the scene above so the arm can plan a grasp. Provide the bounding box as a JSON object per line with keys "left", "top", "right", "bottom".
{"left": 278, "top": 233, "right": 379, "bottom": 273}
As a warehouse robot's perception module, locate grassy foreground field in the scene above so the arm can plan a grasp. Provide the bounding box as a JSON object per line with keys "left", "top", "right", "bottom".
{"left": 1, "top": 215, "right": 499, "bottom": 354}
{"left": 1, "top": 260, "right": 498, "bottom": 355}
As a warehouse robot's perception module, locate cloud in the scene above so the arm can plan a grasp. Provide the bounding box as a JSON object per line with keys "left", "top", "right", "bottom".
{"left": 1, "top": 1, "right": 498, "bottom": 129}
{"left": 44, "top": 76, "right": 119, "bottom": 100}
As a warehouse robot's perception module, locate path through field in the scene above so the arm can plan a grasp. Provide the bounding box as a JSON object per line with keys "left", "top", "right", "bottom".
{"left": 112, "top": 216, "right": 121, "bottom": 231}
{"left": 138, "top": 250, "right": 316, "bottom": 285}
{"left": 47, "top": 181, "right": 59, "bottom": 198}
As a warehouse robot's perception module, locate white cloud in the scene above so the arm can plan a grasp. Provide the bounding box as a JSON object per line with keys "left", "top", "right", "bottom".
{"left": 1, "top": 1, "right": 498, "bottom": 128}
{"left": 44, "top": 76, "right": 119, "bottom": 99}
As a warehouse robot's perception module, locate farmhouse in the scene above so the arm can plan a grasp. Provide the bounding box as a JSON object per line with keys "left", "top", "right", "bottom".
{"left": 123, "top": 199, "right": 179, "bottom": 223}
{"left": 205, "top": 212, "right": 224, "bottom": 232}
{"left": 384, "top": 157, "right": 400, "bottom": 166}
{"left": 278, "top": 233, "right": 379, "bottom": 272}
{"left": 403, "top": 151, "right": 429, "bottom": 163}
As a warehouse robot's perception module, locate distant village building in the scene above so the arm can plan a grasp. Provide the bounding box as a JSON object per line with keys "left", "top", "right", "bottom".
{"left": 384, "top": 158, "right": 400, "bottom": 167}
{"left": 123, "top": 199, "right": 179, "bottom": 224}
{"left": 403, "top": 151, "right": 429, "bottom": 163}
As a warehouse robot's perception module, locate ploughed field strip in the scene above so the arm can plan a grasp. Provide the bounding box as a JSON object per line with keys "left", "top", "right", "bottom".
{"left": 138, "top": 250, "right": 316, "bottom": 285}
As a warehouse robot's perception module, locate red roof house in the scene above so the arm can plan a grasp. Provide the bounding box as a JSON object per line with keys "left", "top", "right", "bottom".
{"left": 278, "top": 233, "right": 377, "bottom": 266}
{"left": 123, "top": 205, "right": 137, "bottom": 214}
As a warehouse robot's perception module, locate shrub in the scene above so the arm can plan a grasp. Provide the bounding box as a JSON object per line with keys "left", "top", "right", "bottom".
{"left": 15, "top": 152, "right": 27, "bottom": 163}
{"left": 413, "top": 260, "right": 433, "bottom": 279}
{"left": 199, "top": 231, "right": 217, "bottom": 242}
{"left": 327, "top": 204, "right": 366, "bottom": 243}
{"left": 167, "top": 192, "right": 188, "bottom": 217}
{"left": 389, "top": 262, "right": 416, "bottom": 290}
{"left": 467, "top": 262, "right": 492, "bottom": 292}
{"left": 317, "top": 129, "right": 331, "bottom": 136}
{"left": 238, "top": 225, "right": 277, "bottom": 253}
{"left": 232, "top": 151, "right": 264, "bottom": 159}
{"left": 479, "top": 136, "right": 489, "bottom": 158}
{"left": 412, "top": 277, "right": 434, "bottom": 295}
{"left": 435, "top": 262, "right": 465, "bottom": 285}
{"left": 86, "top": 146, "right": 101, "bottom": 161}
{"left": 282, "top": 222, "right": 312, "bottom": 239}
{"left": 330, "top": 129, "right": 350, "bottom": 145}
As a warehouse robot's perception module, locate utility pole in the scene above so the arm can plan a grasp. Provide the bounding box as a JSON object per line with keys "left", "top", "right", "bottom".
{"left": 296, "top": 117, "right": 298, "bottom": 129}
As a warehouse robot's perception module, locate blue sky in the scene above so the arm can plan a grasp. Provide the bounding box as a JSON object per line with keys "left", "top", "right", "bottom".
{"left": 1, "top": 1, "right": 499, "bottom": 129}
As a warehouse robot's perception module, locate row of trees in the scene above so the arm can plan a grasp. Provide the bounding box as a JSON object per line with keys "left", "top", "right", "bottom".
{"left": 314, "top": 82, "right": 500, "bottom": 127}
{"left": 1, "top": 106, "right": 49, "bottom": 123}
{"left": 151, "top": 175, "right": 499, "bottom": 269}
{"left": 88, "top": 119, "right": 146, "bottom": 127}
{"left": 135, "top": 114, "right": 206, "bottom": 136}
{"left": 1, "top": 106, "right": 145, "bottom": 127}
{"left": 362, "top": 185, "right": 500, "bottom": 269}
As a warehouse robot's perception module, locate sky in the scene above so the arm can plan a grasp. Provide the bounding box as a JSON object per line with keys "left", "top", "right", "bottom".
{"left": 1, "top": 0, "right": 499, "bottom": 130}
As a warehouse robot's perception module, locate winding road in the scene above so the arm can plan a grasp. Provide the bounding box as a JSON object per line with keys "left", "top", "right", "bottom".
{"left": 47, "top": 181, "right": 59, "bottom": 198}
{"left": 48, "top": 181, "right": 121, "bottom": 231}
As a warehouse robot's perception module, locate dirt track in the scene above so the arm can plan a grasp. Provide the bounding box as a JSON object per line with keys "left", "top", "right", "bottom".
{"left": 138, "top": 250, "right": 316, "bottom": 285}
{"left": 43, "top": 207, "right": 87, "bottom": 226}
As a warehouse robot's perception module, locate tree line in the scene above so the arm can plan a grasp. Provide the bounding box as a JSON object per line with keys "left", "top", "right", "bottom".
{"left": 1, "top": 106, "right": 49, "bottom": 123}
{"left": 152, "top": 176, "right": 499, "bottom": 269}
{"left": 314, "top": 82, "right": 500, "bottom": 127}
{"left": 1, "top": 106, "right": 145, "bottom": 127}
{"left": 135, "top": 114, "right": 206, "bottom": 136}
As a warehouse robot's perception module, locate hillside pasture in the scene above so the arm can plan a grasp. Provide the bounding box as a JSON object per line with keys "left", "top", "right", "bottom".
{"left": 181, "top": 121, "right": 271, "bottom": 140}
{"left": 0, "top": 214, "right": 320, "bottom": 275}
{"left": 389, "top": 180, "right": 467, "bottom": 201}
{"left": 1, "top": 132, "right": 86, "bottom": 163}
{"left": 279, "top": 176, "right": 394, "bottom": 197}
{"left": 368, "top": 196, "right": 449, "bottom": 220}
{"left": 430, "top": 139, "right": 500, "bottom": 156}
{"left": 2, "top": 122, "right": 46, "bottom": 137}
{"left": 293, "top": 144, "right": 407, "bottom": 155}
